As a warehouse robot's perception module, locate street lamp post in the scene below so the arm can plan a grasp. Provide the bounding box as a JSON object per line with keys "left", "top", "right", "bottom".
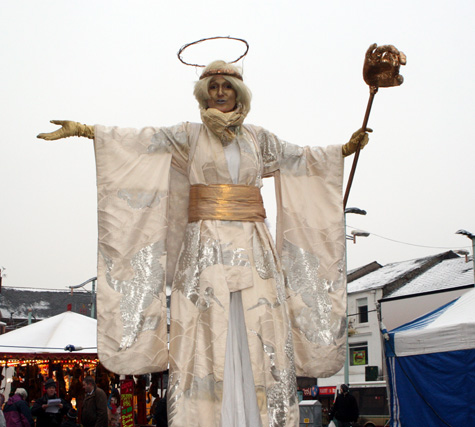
{"left": 455, "top": 229, "right": 475, "bottom": 284}
{"left": 344, "top": 207, "right": 368, "bottom": 386}
{"left": 0, "top": 266, "right": 6, "bottom": 292}
{"left": 69, "top": 277, "right": 97, "bottom": 318}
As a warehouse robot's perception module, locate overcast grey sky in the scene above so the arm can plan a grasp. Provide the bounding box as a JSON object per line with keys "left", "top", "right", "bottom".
{"left": 1, "top": 0, "right": 474, "bottom": 290}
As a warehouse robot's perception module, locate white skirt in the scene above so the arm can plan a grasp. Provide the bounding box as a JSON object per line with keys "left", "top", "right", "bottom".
{"left": 221, "top": 291, "right": 262, "bottom": 427}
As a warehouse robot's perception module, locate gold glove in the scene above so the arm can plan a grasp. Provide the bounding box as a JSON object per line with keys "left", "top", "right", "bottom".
{"left": 37, "top": 120, "right": 94, "bottom": 140}
{"left": 342, "top": 128, "right": 372, "bottom": 157}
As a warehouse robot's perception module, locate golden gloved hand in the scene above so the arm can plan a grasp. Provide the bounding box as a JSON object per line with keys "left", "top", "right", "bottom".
{"left": 37, "top": 120, "right": 94, "bottom": 140}
{"left": 342, "top": 128, "right": 372, "bottom": 157}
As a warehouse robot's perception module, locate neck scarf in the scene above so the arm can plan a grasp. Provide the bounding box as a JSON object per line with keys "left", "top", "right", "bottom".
{"left": 200, "top": 104, "right": 246, "bottom": 145}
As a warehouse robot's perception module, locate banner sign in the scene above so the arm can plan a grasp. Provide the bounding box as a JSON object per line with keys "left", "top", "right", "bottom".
{"left": 301, "top": 386, "right": 336, "bottom": 396}
{"left": 120, "top": 379, "right": 135, "bottom": 427}
{"left": 301, "top": 385, "right": 336, "bottom": 397}
{"left": 319, "top": 386, "right": 337, "bottom": 395}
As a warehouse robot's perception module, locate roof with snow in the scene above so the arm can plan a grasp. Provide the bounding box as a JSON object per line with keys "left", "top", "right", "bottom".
{"left": 348, "top": 251, "right": 473, "bottom": 298}
{"left": 0, "top": 286, "right": 95, "bottom": 322}
{"left": 387, "top": 256, "right": 474, "bottom": 298}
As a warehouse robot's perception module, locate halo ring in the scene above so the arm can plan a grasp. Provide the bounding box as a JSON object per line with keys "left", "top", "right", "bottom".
{"left": 177, "top": 36, "right": 249, "bottom": 67}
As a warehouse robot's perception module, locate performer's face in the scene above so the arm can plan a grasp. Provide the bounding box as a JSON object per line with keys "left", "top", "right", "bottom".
{"left": 207, "top": 76, "right": 237, "bottom": 113}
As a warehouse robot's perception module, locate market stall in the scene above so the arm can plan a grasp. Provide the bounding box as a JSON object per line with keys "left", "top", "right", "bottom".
{"left": 385, "top": 288, "right": 475, "bottom": 426}
{"left": 0, "top": 310, "right": 99, "bottom": 402}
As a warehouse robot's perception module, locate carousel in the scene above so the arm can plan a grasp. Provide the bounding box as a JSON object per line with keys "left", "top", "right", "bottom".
{"left": 0, "top": 310, "right": 101, "bottom": 404}
{"left": 0, "top": 310, "right": 157, "bottom": 425}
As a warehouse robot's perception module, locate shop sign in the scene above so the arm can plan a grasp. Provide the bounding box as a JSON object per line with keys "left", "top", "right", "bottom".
{"left": 121, "top": 379, "right": 135, "bottom": 427}
{"left": 301, "top": 385, "right": 336, "bottom": 397}
{"left": 318, "top": 386, "right": 337, "bottom": 395}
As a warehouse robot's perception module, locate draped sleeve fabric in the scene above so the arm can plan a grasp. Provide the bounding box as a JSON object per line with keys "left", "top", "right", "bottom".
{"left": 253, "top": 126, "right": 347, "bottom": 378}
{"left": 93, "top": 123, "right": 192, "bottom": 374}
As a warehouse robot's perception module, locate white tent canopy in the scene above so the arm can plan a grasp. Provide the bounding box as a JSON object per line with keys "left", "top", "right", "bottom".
{"left": 390, "top": 287, "right": 475, "bottom": 357}
{"left": 0, "top": 311, "right": 97, "bottom": 355}
{"left": 386, "top": 288, "right": 475, "bottom": 426}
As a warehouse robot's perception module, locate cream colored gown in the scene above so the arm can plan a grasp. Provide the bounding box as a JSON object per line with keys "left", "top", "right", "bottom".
{"left": 93, "top": 122, "right": 347, "bottom": 427}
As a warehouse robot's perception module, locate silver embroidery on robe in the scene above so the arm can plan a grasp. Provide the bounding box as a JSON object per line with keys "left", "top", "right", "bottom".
{"left": 253, "top": 329, "right": 297, "bottom": 427}
{"left": 101, "top": 241, "right": 166, "bottom": 349}
{"left": 248, "top": 297, "right": 281, "bottom": 311}
{"left": 117, "top": 189, "right": 167, "bottom": 209}
{"left": 282, "top": 240, "right": 344, "bottom": 345}
{"left": 173, "top": 223, "right": 250, "bottom": 309}
{"left": 194, "top": 287, "right": 225, "bottom": 312}
{"left": 148, "top": 125, "right": 190, "bottom": 154}
{"left": 257, "top": 130, "right": 282, "bottom": 170}
{"left": 168, "top": 373, "right": 223, "bottom": 426}
{"left": 252, "top": 229, "right": 275, "bottom": 280}
{"left": 167, "top": 374, "right": 183, "bottom": 424}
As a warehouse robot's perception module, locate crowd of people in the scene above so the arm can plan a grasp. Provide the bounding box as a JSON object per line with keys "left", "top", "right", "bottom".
{"left": 0, "top": 376, "right": 114, "bottom": 427}
{"left": 0, "top": 379, "right": 359, "bottom": 426}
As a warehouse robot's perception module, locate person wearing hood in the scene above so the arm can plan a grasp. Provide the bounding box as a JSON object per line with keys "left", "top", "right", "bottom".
{"left": 329, "top": 384, "right": 359, "bottom": 427}
{"left": 4, "top": 388, "right": 34, "bottom": 427}
{"left": 31, "top": 379, "right": 70, "bottom": 427}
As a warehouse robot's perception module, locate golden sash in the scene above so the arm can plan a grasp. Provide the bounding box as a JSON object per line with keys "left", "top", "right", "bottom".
{"left": 188, "top": 184, "right": 266, "bottom": 222}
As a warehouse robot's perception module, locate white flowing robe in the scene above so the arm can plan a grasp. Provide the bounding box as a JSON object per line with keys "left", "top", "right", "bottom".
{"left": 93, "top": 122, "right": 346, "bottom": 426}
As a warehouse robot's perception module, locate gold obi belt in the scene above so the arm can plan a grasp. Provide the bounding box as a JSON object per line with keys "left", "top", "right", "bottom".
{"left": 188, "top": 184, "right": 266, "bottom": 222}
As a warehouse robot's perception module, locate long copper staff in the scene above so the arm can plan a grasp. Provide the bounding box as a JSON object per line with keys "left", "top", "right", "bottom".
{"left": 343, "top": 43, "right": 407, "bottom": 208}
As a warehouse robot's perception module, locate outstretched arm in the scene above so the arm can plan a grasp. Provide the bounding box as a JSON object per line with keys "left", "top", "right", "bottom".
{"left": 341, "top": 128, "right": 371, "bottom": 157}
{"left": 37, "top": 120, "right": 94, "bottom": 140}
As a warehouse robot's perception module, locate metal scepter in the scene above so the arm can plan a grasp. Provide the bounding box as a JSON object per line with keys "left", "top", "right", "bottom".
{"left": 343, "top": 43, "right": 407, "bottom": 208}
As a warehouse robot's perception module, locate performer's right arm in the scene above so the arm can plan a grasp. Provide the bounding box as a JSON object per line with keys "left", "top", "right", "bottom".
{"left": 37, "top": 120, "right": 94, "bottom": 140}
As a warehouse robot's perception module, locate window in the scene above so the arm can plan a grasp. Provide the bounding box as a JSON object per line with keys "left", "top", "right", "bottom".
{"left": 350, "top": 342, "right": 368, "bottom": 366}
{"left": 351, "top": 387, "right": 389, "bottom": 416}
{"left": 357, "top": 297, "right": 368, "bottom": 324}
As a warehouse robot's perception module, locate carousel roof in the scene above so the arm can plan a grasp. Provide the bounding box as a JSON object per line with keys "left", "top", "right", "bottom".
{"left": 0, "top": 310, "right": 97, "bottom": 359}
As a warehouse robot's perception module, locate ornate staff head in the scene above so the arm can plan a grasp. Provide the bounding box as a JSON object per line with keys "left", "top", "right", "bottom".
{"left": 363, "top": 43, "right": 407, "bottom": 90}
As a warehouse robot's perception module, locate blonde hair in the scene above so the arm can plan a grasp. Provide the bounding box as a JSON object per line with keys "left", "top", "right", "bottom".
{"left": 194, "top": 60, "right": 252, "bottom": 116}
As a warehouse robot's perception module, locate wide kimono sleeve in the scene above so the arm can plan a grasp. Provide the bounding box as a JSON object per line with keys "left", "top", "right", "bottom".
{"left": 255, "top": 126, "right": 347, "bottom": 378}
{"left": 93, "top": 123, "right": 192, "bottom": 374}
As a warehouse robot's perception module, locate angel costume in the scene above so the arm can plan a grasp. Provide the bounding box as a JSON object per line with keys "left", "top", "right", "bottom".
{"left": 93, "top": 120, "right": 347, "bottom": 426}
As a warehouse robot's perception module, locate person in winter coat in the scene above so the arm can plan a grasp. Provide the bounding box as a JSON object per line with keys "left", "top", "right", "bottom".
{"left": 329, "top": 384, "right": 359, "bottom": 427}
{"left": 4, "top": 388, "right": 34, "bottom": 427}
{"left": 80, "top": 376, "right": 108, "bottom": 427}
{"left": 31, "top": 378, "right": 71, "bottom": 427}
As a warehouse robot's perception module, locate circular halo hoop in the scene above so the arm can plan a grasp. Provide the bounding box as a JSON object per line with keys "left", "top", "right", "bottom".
{"left": 177, "top": 36, "right": 249, "bottom": 67}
